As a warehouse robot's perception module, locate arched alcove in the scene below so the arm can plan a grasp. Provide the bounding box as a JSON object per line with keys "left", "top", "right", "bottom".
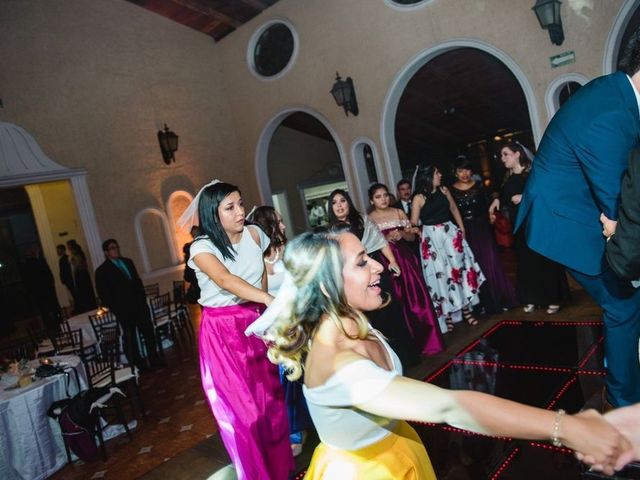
{"left": 255, "top": 107, "right": 353, "bottom": 232}
{"left": 350, "top": 138, "right": 384, "bottom": 207}
{"left": 134, "top": 208, "right": 179, "bottom": 273}
{"left": 545, "top": 73, "right": 590, "bottom": 120}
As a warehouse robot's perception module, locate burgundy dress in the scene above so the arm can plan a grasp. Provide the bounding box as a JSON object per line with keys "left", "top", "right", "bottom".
{"left": 375, "top": 217, "right": 444, "bottom": 355}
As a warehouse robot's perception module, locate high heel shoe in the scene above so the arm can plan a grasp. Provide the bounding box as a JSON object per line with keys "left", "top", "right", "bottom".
{"left": 546, "top": 305, "right": 560, "bottom": 314}
{"left": 445, "top": 316, "right": 454, "bottom": 332}
{"left": 463, "top": 308, "right": 478, "bottom": 326}
{"left": 523, "top": 304, "right": 535, "bottom": 313}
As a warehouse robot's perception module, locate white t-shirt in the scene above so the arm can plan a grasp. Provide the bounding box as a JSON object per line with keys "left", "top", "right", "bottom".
{"left": 188, "top": 225, "right": 270, "bottom": 307}
{"left": 303, "top": 330, "right": 402, "bottom": 450}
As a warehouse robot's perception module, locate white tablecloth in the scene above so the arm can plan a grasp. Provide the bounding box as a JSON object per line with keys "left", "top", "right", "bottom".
{"left": 67, "top": 308, "right": 100, "bottom": 345}
{"left": 0, "top": 355, "right": 87, "bottom": 480}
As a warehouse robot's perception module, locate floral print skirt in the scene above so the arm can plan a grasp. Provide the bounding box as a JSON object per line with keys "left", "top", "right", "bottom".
{"left": 420, "top": 222, "right": 485, "bottom": 331}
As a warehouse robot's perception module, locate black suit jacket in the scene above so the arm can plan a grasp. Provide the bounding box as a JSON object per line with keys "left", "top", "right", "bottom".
{"left": 606, "top": 150, "right": 640, "bottom": 281}
{"left": 393, "top": 200, "right": 411, "bottom": 216}
{"left": 59, "top": 254, "right": 73, "bottom": 289}
{"left": 95, "top": 257, "right": 146, "bottom": 321}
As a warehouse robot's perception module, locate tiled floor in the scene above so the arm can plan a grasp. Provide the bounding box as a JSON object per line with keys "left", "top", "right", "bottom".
{"left": 51, "top": 248, "right": 611, "bottom": 480}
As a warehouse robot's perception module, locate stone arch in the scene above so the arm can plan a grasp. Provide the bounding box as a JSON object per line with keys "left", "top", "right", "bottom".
{"left": 544, "top": 73, "right": 590, "bottom": 120}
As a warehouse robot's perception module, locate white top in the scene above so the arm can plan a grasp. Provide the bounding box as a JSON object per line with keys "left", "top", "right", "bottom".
{"left": 303, "top": 330, "right": 402, "bottom": 450}
{"left": 188, "top": 225, "right": 270, "bottom": 307}
{"left": 267, "top": 258, "right": 286, "bottom": 296}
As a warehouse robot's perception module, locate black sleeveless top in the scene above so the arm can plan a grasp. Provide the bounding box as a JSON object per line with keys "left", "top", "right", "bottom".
{"left": 419, "top": 188, "right": 452, "bottom": 225}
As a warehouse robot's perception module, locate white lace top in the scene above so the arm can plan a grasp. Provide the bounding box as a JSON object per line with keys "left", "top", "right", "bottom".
{"left": 303, "top": 331, "right": 402, "bottom": 450}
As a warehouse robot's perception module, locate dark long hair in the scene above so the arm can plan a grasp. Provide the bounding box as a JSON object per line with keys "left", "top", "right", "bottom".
{"left": 500, "top": 141, "right": 533, "bottom": 179}
{"left": 247, "top": 206, "right": 286, "bottom": 257}
{"left": 413, "top": 164, "right": 438, "bottom": 201}
{"left": 197, "top": 182, "right": 241, "bottom": 261}
{"left": 327, "top": 189, "right": 364, "bottom": 239}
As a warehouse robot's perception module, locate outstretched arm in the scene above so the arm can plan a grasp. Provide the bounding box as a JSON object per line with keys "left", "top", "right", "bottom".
{"left": 358, "top": 375, "right": 632, "bottom": 475}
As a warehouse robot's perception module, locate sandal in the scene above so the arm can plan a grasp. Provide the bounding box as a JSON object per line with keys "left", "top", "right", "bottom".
{"left": 546, "top": 305, "right": 560, "bottom": 315}
{"left": 463, "top": 308, "right": 478, "bottom": 326}
{"left": 445, "top": 316, "right": 454, "bottom": 332}
{"left": 523, "top": 304, "right": 536, "bottom": 313}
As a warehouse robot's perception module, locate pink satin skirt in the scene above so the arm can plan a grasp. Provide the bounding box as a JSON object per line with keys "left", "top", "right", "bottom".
{"left": 199, "top": 302, "right": 294, "bottom": 479}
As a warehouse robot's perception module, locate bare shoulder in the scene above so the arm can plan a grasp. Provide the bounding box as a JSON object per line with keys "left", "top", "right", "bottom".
{"left": 440, "top": 186, "right": 450, "bottom": 195}
{"left": 246, "top": 224, "right": 261, "bottom": 246}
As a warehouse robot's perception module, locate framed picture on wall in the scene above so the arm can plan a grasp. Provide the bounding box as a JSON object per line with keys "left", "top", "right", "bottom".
{"left": 299, "top": 180, "right": 348, "bottom": 228}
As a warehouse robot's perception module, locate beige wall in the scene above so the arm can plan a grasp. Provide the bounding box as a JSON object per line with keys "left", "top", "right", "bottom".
{"left": 0, "top": 0, "right": 634, "bottom": 290}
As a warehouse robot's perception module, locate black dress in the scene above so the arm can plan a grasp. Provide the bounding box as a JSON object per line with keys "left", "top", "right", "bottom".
{"left": 451, "top": 183, "right": 517, "bottom": 313}
{"left": 502, "top": 173, "right": 570, "bottom": 306}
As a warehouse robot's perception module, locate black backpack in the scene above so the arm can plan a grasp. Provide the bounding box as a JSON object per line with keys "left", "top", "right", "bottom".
{"left": 47, "top": 387, "right": 111, "bottom": 462}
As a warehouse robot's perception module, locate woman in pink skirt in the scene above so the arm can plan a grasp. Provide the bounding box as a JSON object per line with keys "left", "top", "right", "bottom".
{"left": 180, "top": 181, "right": 294, "bottom": 479}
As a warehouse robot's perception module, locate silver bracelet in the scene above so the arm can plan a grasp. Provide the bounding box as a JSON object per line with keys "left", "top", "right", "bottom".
{"left": 551, "top": 409, "right": 566, "bottom": 447}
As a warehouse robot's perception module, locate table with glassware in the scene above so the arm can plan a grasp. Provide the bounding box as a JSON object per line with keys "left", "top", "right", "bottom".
{"left": 0, "top": 355, "right": 87, "bottom": 480}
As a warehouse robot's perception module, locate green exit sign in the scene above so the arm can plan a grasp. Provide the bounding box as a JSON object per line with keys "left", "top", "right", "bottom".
{"left": 550, "top": 51, "right": 576, "bottom": 68}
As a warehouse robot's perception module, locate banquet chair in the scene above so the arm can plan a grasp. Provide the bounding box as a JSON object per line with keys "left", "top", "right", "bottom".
{"left": 88, "top": 310, "right": 119, "bottom": 348}
{"left": 27, "top": 325, "right": 56, "bottom": 357}
{"left": 148, "top": 292, "right": 180, "bottom": 360}
{"left": 0, "top": 337, "right": 37, "bottom": 361}
{"left": 172, "top": 280, "right": 194, "bottom": 344}
{"left": 81, "top": 333, "right": 137, "bottom": 460}
{"left": 143, "top": 283, "right": 160, "bottom": 298}
{"left": 51, "top": 328, "right": 96, "bottom": 359}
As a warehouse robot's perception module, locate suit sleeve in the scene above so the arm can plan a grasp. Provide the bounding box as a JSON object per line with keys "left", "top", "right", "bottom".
{"left": 606, "top": 154, "right": 640, "bottom": 281}
{"left": 573, "top": 113, "right": 636, "bottom": 219}
{"left": 95, "top": 268, "right": 114, "bottom": 308}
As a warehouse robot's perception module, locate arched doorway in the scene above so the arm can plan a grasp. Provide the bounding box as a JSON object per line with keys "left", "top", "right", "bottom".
{"left": 604, "top": 0, "right": 640, "bottom": 74}
{"left": 381, "top": 39, "right": 541, "bottom": 188}
{"left": 255, "top": 109, "right": 353, "bottom": 234}
{"left": 0, "top": 122, "right": 102, "bottom": 330}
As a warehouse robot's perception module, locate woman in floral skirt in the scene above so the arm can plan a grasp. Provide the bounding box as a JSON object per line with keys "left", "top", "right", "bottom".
{"left": 411, "top": 165, "right": 485, "bottom": 332}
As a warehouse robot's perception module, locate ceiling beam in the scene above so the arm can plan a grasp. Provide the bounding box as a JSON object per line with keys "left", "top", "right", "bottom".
{"left": 172, "top": 0, "right": 242, "bottom": 28}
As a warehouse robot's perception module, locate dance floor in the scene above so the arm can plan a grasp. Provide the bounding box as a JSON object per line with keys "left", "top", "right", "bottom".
{"left": 411, "top": 319, "right": 640, "bottom": 480}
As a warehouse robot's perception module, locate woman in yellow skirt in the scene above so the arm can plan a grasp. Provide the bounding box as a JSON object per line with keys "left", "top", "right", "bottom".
{"left": 256, "top": 227, "right": 636, "bottom": 479}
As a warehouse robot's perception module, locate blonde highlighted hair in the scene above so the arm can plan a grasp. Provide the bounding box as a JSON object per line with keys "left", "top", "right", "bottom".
{"left": 265, "top": 230, "right": 370, "bottom": 381}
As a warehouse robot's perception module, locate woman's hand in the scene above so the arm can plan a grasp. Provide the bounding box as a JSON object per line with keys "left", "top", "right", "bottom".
{"left": 564, "top": 409, "right": 633, "bottom": 475}
{"left": 386, "top": 230, "right": 403, "bottom": 243}
{"left": 604, "top": 403, "right": 640, "bottom": 464}
{"left": 388, "top": 262, "right": 401, "bottom": 277}
{"left": 488, "top": 199, "right": 500, "bottom": 224}
{"left": 600, "top": 213, "right": 617, "bottom": 239}
{"left": 511, "top": 194, "right": 522, "bottom": 205}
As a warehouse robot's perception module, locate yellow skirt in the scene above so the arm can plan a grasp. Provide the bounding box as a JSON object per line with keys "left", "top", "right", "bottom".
{"left": 305, "top": 421, "right": 436, "bottom": 480}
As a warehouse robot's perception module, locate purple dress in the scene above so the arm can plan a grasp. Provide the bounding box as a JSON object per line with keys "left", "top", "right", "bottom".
{"left": 376, "top": 218, "right": 444, "bottom": 355}
{"left": 451, "top": 183, "right": 517, "bottom": 313}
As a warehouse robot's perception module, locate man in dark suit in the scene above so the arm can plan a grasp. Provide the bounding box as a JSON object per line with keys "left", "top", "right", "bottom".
{"left": 603, "top": 149, "right": 640, "bottom": 284}
{"left": 393, "top": 179, "right": 413, "bottom": 216}
{"left": 515, "top": 30, "right": 640, "bottom": 408}
{"left": 95, "top": 238, "right": 161, "bottom": 370}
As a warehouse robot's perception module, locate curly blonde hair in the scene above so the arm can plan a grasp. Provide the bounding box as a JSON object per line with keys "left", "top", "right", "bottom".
{"left": 265, "top": 230, "right": 370, "bottom": 381}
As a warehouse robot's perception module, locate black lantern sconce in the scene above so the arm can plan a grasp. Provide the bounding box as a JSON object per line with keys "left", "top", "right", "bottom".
{"left": 532, "top": 0, "right": 564, "bottom": 46}
{"left": 157, "top": 124, "right": 179, "bottom": 164}
{"left": 330, "top": 72, "right": 359, "bottom": 116}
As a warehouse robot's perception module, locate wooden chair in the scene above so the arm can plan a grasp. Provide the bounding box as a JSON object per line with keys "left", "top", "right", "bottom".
{"left": 172, "top": 280, "right": 194, "bottom": 344}
{"left": 88, "top": 310, "right": 119, "bottom": 348}
{"left": 51, "top": 328, "right": 96, "bottom": 359}
{"left": 143, "top": 283, "right": 160, "bottom": 298}
{"left": 148, "top": 292, "right": 180, "bottom": 359}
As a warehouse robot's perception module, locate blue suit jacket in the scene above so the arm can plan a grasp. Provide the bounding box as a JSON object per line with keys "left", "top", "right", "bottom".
{"left": 515, "top": 71, "right": 640, "bottom": 276}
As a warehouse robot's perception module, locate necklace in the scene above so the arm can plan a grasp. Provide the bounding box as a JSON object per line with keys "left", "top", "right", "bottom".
{"left": 264, "top": 248, "right": 280, "bottom": 265}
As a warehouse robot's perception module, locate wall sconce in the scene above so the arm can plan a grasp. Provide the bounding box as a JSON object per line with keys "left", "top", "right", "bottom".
{"left": 532, "top": 0, "right": 564, "bottom": 46}
{"left": 330, "top": 72, "right": 359, "bottom": 116}
{"left": 157, "top": 124, "right": 179, "bottom": 164}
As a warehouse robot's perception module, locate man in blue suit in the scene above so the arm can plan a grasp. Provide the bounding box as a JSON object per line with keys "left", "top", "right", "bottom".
{"left": 515, "top": 31, "right": 640, "bottom": 409}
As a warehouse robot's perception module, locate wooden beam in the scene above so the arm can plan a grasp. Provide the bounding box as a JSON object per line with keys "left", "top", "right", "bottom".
{"left": 172, "top": 0, "right": 242, "bottom": 28}
{"left": 239, "top": 0, "right": 269, "bottom": 9}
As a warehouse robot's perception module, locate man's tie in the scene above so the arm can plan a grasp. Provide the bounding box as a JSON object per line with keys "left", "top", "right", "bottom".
{"left": 115, "top": 258, "right": 132, "bottom": 280}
